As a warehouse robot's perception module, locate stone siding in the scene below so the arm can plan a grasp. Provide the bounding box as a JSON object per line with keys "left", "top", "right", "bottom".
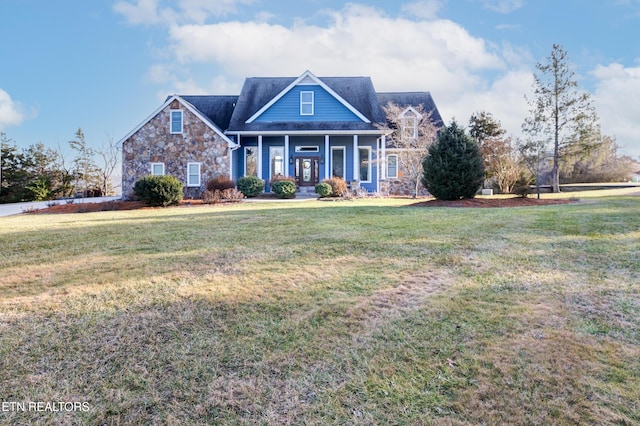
{"left": 381, "top": 150, "right": 430, "bottom": 197}
{"left": 122, "top": 102, "right": 230, "bottom": 199}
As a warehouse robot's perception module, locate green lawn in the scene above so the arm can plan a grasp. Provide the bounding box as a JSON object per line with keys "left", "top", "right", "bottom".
{"left": 1, "top": 197, "right": 638, "bottom": 424}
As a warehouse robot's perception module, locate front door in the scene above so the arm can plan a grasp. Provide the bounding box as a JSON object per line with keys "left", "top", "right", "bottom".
{"left": 295, "top": 157, "right": 320, "bottom": 186}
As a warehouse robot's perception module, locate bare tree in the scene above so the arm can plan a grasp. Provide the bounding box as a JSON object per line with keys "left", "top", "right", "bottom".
{"left": 97, "top": 134, "right": 121, "bottom": 196}
{"left": 379, "top": 102, "right": 439, "bottom": 198}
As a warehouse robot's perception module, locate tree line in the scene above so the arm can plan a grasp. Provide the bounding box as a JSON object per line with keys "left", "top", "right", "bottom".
{"left": 383, "top": 44, "right": 637, "bottom": 199}
{"left": 0, "top": 129, "right": 119, "bottom": 203}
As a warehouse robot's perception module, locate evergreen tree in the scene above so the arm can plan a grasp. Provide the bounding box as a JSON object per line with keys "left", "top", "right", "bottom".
{"left": 422, "top": 121, "right": 485, "bottom": 200}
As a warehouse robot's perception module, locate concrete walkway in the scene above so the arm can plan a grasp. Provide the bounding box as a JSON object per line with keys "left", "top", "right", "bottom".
{"left": 0, "top": 197, "right": 121, "bottom": 217}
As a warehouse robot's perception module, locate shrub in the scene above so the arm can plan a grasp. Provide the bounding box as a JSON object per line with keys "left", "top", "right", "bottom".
{"left": 203, "top": 188, "right": 245, "bottom": 204}
{"left": 203, "top": 189, "right": 223, "bottom": 204}
{"left": 315, "top": 182, "right": 332, "bottom": 198}
{"left": 207, "top": 175, "right": 235, "bottom": 192}
{"left": 272, "top": 180, "right": 297, "bottom": 199}
{"left": 222, "top": 188, "right": 244, "bottom": 202}
{"left": 237, "top": 176, "right": 264, "bottom": 198}
{"left": 133, "top": 175, "right": 183, "bottom": 206}
{"left": 322, "top": 177, "right": 348, "bottom": 197}
{"left": 421, "top": 121, "right": 485, "bottom": 200}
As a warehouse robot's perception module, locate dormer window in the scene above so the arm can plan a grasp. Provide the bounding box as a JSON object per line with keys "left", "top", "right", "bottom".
{"left": 400, "top": 107, "right": 421, "bottom": 140}
{"left": 170, "top": 110, "right": 183, "bottom": 134}
{"left": 300, "top": 91, "right": 314, "bottom": 116}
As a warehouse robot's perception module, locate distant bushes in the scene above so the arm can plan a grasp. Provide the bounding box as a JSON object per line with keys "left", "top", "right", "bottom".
{"left": 133, "top": 175, "right": 183, "bottom": 206}
{"left": 237, "top": 176, "right": 264, "bottom": 198}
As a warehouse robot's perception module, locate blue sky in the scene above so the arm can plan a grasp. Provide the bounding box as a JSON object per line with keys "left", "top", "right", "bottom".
{"left": 1, "top": 0, "right": 640, "bottom": 160}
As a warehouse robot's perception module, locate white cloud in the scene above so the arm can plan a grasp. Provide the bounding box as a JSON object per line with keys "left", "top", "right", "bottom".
{"left": 157, "top": 3, "right": 526, "bottom": 127}
{"left": 114, "top": 0, "right": 254, "bottom": 25}
{"left": 0, "top": 89, "right": 26, "bottom": 130}
{"left": 168, "top": 4, "right": 504, "bottom": 85}
{"left": 401, "top": 0, "right": 444, "bottom": 20}
{"left": 592, "top": 63, "right": 640, "bottom": 158}
{"left": 481, "top": 0, "right": 524, "bottom": 14}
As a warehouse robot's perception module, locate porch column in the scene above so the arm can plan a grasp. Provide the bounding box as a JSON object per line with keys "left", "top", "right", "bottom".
{"left": 380, "top": 134, "right": 386, "bottom": 180}
{"left": 324, "top": 135, "right": 330, "bottom": 179}
{"left": 257, "top": 135, "right": 263, "bottom": 179}
{"left": 284, "top": 135, "right": 290, "bottom": 177}
{"left": 353, "top": 135, "right": 359, "bottom": 182}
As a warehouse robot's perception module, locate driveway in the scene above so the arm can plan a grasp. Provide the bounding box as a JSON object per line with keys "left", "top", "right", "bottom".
{"left": 0, "top": 197, "right": 121, "bottom": 217}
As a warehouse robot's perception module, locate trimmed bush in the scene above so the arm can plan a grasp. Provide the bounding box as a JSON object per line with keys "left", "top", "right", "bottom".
{"left": 315, "top": 182, "right": 332, "bottom": 198}
{"left": 271, "top": 176, "right": 297, "bottom": 199}
{"left": 272, "top": 180, "right": 297, "bottom": 199}
{"left": 133, "top": 175, "right": 183, "bottom": 206}
{"left": 237, "top": 176, "right": 264, "bottom": 198}
{"left": 322, "top": 177, "right": 348, "bottom": 197}
{"left": 207, "top": 175, "right": 235, "bottom": 192}
{"left": 421, "top": 121, "right": 485, "bottom": 200}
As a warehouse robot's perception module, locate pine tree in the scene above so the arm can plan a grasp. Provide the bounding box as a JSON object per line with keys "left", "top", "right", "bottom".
{"left": 422, "top": 121, "right": 485, "bottom": 200}
{"left": 522, "top": 44, "right": 598, "bottom": 193}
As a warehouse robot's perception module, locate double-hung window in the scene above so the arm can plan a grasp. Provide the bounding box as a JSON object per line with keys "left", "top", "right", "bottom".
{"left": 151, "top": 163, "right": 165, "bottom": 176}
{"left": 387, "top": 154, "right": 398, "bottom": 178}
{"left": 170, "top": 110, "right": 183, "bottom": 134}
{"left": 187, "top": 162, "right": 201, "bottom": 187}
{"left": 300, "top": 91, "right": 314, "bottom": 116}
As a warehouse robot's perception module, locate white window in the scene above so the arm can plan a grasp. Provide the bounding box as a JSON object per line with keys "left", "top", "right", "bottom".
{"left": 151, "top": 163, "right": 165, "bottom": 176}
{"left": 187, "top": 162, "right": 201, "bottom": 187}
{"left": 331, "top": 146, "right": 346, "bottom": 179}
{"left": 170, "top": 110, "right": 183, "bottom": 134}
{"left": 400, "top": 107, "right": 422, "bottom": 140}
{"left": 244, "top": 147, "right": 258, "bottom": 177}
{"left": 300, "top": 91, "right": 314, "bottom": 116}
{"left": 358, "top": 147, "right": 371, "bottom": 182}
{"left": 402, "top": 115, "right": 418, "bottom": 139}
{"left": 387, "top": 154, "right": 398, "bottom": 178}
{"left": 270, "top": 146, "right": 285, "bottom": 179}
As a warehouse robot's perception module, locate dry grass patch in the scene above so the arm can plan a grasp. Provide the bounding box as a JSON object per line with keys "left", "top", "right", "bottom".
{"left": 1, "top": 197, "right": 639, "bottom": 424}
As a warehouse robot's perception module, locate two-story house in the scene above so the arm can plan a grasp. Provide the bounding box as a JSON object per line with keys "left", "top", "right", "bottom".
{"left": 120, "top": 70, "right": 442, "bottom": 198}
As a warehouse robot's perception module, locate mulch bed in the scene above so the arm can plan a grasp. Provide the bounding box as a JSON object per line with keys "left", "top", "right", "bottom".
{"left": 410, "top": 197, "right": 576, "bottom": 208}
{"left": 29, "top": 196, "right": 576, "bottom": 214}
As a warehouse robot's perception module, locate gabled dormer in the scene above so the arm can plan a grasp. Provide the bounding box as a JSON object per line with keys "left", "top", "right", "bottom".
{"left": 245, "top": 70, "right": 371, "bottom": 124}
{"left": 399, "top": 106, "right": 423, "bottom": 140}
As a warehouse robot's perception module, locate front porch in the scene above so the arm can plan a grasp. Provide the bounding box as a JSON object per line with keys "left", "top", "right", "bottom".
{"left": 230, "top": 132, "right": 385, "bottom": 193}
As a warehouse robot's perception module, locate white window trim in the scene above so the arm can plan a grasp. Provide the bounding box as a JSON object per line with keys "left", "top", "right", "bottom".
{"left": 330, "top": 146, "right": 346, "bottom": 179}
{"left": 151, "top": 162, "right": 165, "bottom": 176}
{"left": 170, "top": 109, "right": 183, "bottom": 134}
{"left": 269, "top": 146, "right": 285, "bottom": 179}
{"left": 387, "top": 154, "right": 398, "bottom": 178}
{"left": 187, "top": 162, "right": 201, "bottom": 187}
{"left": 300, "top": 91, "right": 314, "bottom": 116}
{"left": 244, "top": 146, "right": 258, "bottom": 177}
{"left": 358, "top": 147, "right": 372, "bottom": 183}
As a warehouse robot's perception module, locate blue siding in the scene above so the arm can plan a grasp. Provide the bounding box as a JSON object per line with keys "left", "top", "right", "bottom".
{"left": 255, "top": 85, "right": 363, "bottom": 122}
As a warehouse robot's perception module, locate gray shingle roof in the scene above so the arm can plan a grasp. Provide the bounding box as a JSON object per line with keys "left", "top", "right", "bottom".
{"left": 226, "top": 76, "right": 388, "bottom": 132}
{"left": 176, "top": 77, "right": 443, "bottom": 133}
{"left": 377, "top": 92, "right": 443, "bottom": 126}
{"left": 180, "top": 95, "right": 239, "bottom": 131}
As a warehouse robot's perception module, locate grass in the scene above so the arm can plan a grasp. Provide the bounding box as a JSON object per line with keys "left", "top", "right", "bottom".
{"left": 0, "top": 196, "right": 639, "bottom": 424}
